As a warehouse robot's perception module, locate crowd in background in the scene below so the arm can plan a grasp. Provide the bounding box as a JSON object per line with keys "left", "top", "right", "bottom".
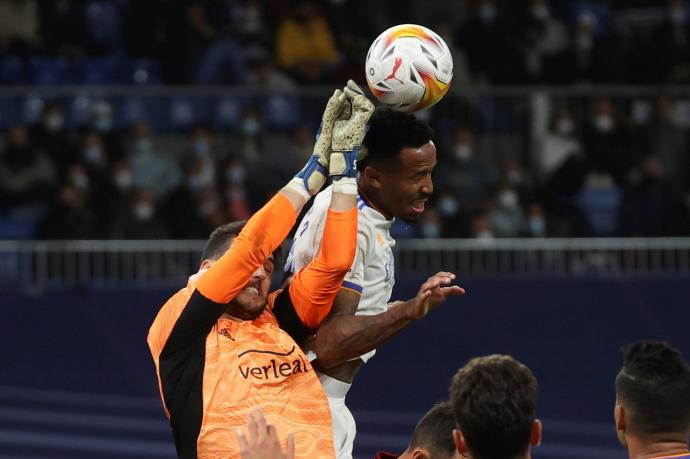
{"left": 1, "top": 0, "right": 690, "bottom": 239}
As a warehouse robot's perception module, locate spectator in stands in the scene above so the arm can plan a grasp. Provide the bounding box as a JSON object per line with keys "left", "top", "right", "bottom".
{"left": 103, "top": 161, "right": 136, "bottom": 237}
{"left": 163, "top": 157, "right": 212, "bottom": 239}
{"left": 577, "top": 171, "right": 622, "bottom": 236}
{"left": 454, "top": 0, "right": 520, "bottom": 84}
{"left": 450, "top": 355, "right": 541, "bottom": 459}
{"left": 40, "top": 182, "right": 97, "bottom": 239}
{"left": 614, "top": 341, "right": 690, "bottom": 459}
{"left": 375, "top": 402, "right": 460, "bottom": 459}
{"left": 583, "top": 97, "right": 642, "bottom": 187}
{"left": 117, "top": 189, "right": 169, "bottom": 239}
{"left": 621, "top": 156, "right": 668, "bottom": 236}
{"left": 469, "top": 213, "right": 495, "bottom": 241}
{"left": 646, "top": 96, "right": 688, "bottom": 192}
{"left": 246, "top": 46, "right": 296, "bottom": 90}
{"left": 488, "top": 182, "right": 525, "bottom": 238}
{"left": 88, "top": 101, "right": 123, "bottom": 161}
{"left": 533, "top": 109, "right": 582, "bottom": 183}
{"left": 38, "top": 0, "right": 87, "bottom": 57}
{"left": 275, "top": 0, "right": 338, "bottom": 84}
{"left": 435, "top": 190, "right": 462, "bottom": 237}
{"left": 188, "top": 126, "right": 218, "bottom": 189}
{"left": 31, "top": 103, "right": 76, "bottom": 175}
{"left": 522, "top": 0, "right": 569, "bottom": 84}
{"left": 0, "top": 0, "right": 38, "bottom": 55}
{"left": 0, "top": 125, "right": 56, "bottom": 213}
{"left": 418, "top": 208, "right": 443, "bottom": 239}
{"left": 127, "top": 122, "right": 181, "bottom": 198}
{"left": 649, "top": 0, "right": 690, "bottom": 83}
{"left": 437, "top": 128, "right": 495, "bottom": 215}
{"left": 221, "top": 156, "right": 251, "bottom": 221}
{"left": 565, "top": 13, "right": 617, "bottom": 84}
{"left": 524, "top": 203, "right": 547, "bottom": 238}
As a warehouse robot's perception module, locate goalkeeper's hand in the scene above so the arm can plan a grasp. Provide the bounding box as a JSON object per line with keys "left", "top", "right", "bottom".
{"left": 329, "top": 80, "right": 375, "bottom": 183}
{"left": 289, "top": 89, "right": 346, "bottom": 198}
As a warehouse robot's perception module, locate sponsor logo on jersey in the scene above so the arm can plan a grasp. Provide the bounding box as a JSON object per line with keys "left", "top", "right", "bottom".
{"left": 238, "top": 346, "right": 310, "bottom": 380}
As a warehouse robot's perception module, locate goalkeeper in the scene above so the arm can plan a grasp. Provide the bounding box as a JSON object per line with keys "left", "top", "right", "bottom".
{"left": 147, "top": 82, "right": 372, "bottom": 458}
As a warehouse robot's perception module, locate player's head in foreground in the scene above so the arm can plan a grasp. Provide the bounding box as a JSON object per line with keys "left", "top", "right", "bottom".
{"left": 358, "top": 108, "right": 436, "bottom": 223}
{"left": 450, "top": 355, "right": 541, "bottom": 459}
{"left": 198, "top": 221, "right": 277, "bottom": 320}
{"left": 614, "top": 340, "right": 690, "bottom": 458}
{"left": 396, "top": 401, "right": 460, "bottom": 459}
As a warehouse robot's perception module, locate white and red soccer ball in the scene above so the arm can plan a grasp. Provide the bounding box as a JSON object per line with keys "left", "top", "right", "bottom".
{"left": 365, "top": 24, "right": 453, "bottom": 113}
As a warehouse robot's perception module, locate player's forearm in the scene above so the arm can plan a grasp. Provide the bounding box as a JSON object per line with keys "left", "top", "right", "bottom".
{"left": 278, "top": 187, "right": 310, "bottom": 214}
{"left": 197, "top": 193, "right": 296, "bottom": 303}
{"left": 313, "top": 300, "right": 419, "bottom": 369}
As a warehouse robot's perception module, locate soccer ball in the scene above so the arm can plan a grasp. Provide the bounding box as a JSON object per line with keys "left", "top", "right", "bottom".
{"left": 365, "top": 24, "right": 453, "bottom": 113}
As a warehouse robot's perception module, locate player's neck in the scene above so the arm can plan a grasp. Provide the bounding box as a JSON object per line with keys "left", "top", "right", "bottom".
{"left": 627, "top": 434, "right": 689, "bottom": 459}
{"left": 356, "top": 185, "right": 393, "bottom": 220}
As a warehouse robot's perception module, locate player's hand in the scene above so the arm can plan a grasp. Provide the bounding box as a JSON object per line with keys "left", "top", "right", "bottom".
{"left": 237, "top": 406, "right": 295, "bottom": 459}
{"left": 408, "top": 271, "right": 465, "bottom": 320}
{"left": 294, "top": 89, "right": 346, "bottom": 195}
{"left": 329, "top": 80, "right": 375, "bottom": 178}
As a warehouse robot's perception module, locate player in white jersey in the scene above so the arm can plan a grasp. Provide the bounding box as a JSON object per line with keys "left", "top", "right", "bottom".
{"left": 286, "top": 105, "right": 465, "bottom": 458}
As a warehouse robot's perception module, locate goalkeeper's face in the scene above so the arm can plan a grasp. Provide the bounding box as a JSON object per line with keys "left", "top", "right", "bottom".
{"left": 225, "top": 256, "right": 274, "bottom": 320}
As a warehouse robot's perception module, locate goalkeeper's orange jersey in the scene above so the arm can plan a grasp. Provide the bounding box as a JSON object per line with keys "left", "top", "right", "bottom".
{"left": 147, "top": 194, "right": 357, "bottom": 459}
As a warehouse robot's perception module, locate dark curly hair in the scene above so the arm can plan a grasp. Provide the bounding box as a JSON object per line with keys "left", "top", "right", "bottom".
{"left": 358, "top": 108, "right": 435, "bottom": 171}
{"left": 200, "top": 221, "right": 282, "bottom": 264}
{"left": 408, "top": 401, "right": 458, "bottom": 458}
{"left": 450, "top": 355, "right": 537, "bottom": 459}
{"left": 615, "top": 340, "right": 690, "bottom": 436}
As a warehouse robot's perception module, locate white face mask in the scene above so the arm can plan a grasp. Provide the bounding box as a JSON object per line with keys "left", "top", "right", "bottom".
{"left": 134, "top": 203, "right": 154, "bottom": 221}
{"left": 193, "top": 139, "right": 210, "bottom": 157}
{"left": 532, "top": 4, "right": 549, "bottom": 20}
{"left": 71, "top": 173, "right": 89, "bottom": 190}
{"left": 479, "top": 4, "right": 497, "bottom": 24}
{"left": 114, "top": 171, "right": 133, "bottom": 190}
{"left": 226, "top": 166, "right": 246, "bottom": 184}
{"left": 594, "top": 114, "right": 614, "bottom": 132}
{"left": 242, "top": 118, "right": 260, "bottom": 136}
{"left": 83, "top": 146, "right": 103, "bottom": 163}
{"left": 528, "top": 216, "right": 545, "bottom": 236}
{"left": 135, "top": 139, "right": 152, "bottom": 155}
{"left": 499, "top": 190, "right": 519, "bottom": 208}
{"left": 476, "top": 229, "right": 494, "bottom": 240}
{"left": 45, "top": 114, "right": 64, "bottom": 132}
{"left": 438, "top": 196, "right": 459, "bottom": 216}
{"left": 420, "top": 222, "right": 440, "bottom": 238}
{"left": 671, "top": 7, "right": 687, "bottom": 24}
{"left": 454, "top": 144, "right": 473, "bottom": 162}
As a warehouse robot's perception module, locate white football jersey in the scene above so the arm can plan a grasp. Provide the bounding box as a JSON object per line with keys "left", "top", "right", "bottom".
{"left": 285, "top": 185, "right": 396, "bottom": 362}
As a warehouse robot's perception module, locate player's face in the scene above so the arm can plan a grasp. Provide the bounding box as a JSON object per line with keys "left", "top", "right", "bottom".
{"left": 378, "top": 141, "right": 437, "bottom": 223}
{"left": 226, "top": 257, "right": 274, "bottom": 320}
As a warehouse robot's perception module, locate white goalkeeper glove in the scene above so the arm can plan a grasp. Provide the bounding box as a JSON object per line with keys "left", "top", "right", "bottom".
{"left": 329, "top": 80, "right": 375, "bottom": 195}
{"left": 287, "top": 89, "right": 346, "bottom": 199}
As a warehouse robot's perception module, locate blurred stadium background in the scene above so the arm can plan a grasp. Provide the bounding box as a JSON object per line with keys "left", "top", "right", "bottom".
{"left": 1, "top": 0, "right": 689, "bottom": 458}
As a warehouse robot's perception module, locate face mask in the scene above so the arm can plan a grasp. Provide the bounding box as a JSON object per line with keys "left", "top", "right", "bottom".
{"left": 454, "top": 144, "right": 473, "bottom": 162}
{"left": 476, "top": 229, "right": 494, "bottom": 240}
{"left": 94, "top": 116, "right": 113, "bottom": 132}
{"left": 193, "top": 139, "right": 210, "bottom": 157}
{"left": 135, "top": 139, "right": 152, "bottom": 155}
{"left": 45, "top": 114, "right": 64, "bottom": 132}
{"left": 576, "top": 33, "right": 593, "bottom": 51}
{"left": 420, "top": 222, "right": 440, "bottom": 238}
{"left": 114, "top": 171, "right": 133, "bottom": 190}
{"left": 200, "top": 199, "right": 219, "bottom": 217}
{"left": 71, "top": 173, "right": 89, "bottom": 190}
{"left": 479, "top": 4, "right": 497, "bottom": 24}
{"left": 499, "top": 190, "right": 518, "bottom": 208}
{"left": 83, "top": 146, "right": 103, "bottom": 163}
{"left": 242, "top": 118, "right": 260, "bottom": 136}
{"left": 226, "top": 166, "right": 246, "bottom": 184}
{"left": 528, "top": 216, "right": 545, "bottom": 236}
{"left": 594, "top": 114, "right": 614, "bottom": 133}
{"left": 134, "top": 203, "right": 154, "bottom": 221}
{"left": 438, "top": 196, "right": 459, "bottom": 217}
{"left": 508, "top": 170, "right": 524, "bottom": 186}
{"left": 557, "top": 118, "right": 574, "bottom": 136}
{"left": 532, "top": 4, "right": 549, "bottom": 20}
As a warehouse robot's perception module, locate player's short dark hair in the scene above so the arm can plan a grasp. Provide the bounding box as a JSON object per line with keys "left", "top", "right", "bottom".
{"left": 615, "top": 340, "right": 690, "bottom": 436}
{"left": 450, "top": 355, "right": 537, "bottom": 459}
{"left": 408, "top": 401, "right": 457, "bottom": 458}
{"left": 201, "top": 221, "right": 246, "bottom": 262}
{"left": 358, "top": 108, "right": 435, "bottom": 171}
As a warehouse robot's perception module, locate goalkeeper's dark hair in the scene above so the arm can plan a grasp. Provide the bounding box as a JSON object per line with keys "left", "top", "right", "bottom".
{"left": 615, "top": 340, "right": 690, "bottom": 436}
{"left": 201, "top": 220, "right": 284, "bottom": 265}
{"left": 450, "top": 354, "right": 537, "bottom": 459}
{"left": 408, "top": 401, "right": 457, "bottom": 458}
{"left": 358, "top": 108, "right": 435, "bottom": 171}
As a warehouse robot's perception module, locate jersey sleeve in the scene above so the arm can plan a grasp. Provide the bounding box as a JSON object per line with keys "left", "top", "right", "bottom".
{"left": 341, "top": 230, "right": 368, "bottom": 295}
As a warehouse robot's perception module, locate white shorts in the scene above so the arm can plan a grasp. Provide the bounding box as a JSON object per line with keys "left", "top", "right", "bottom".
{"left": 318, "top": 372, "right": 356, "bottom": 459}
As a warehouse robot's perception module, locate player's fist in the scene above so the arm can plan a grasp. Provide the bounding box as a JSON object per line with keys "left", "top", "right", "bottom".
{"left": 408, "top": 271, "right": 465, "bottom": 320}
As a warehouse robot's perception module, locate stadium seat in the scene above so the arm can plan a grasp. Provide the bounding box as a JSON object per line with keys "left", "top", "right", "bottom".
{"left": 117, "top": 96, "right": 167, "bottom": 131}
{"left": 126, "top": 59, "right": 161, "bottom": 85}
{"left": 168, "top": 96, "right": 210, "bottom": 131}
{"left": 0, "top": 217, "right": 37, "bottom": 239}
{"left": 0, "top": 56, "right": 26, "bottom": 85}
{"left": 78, "top": 56, "right": 122, "bottom": 85}
{"left": 28, "top": 58, "right": 75, "bottom": 86}
{"left": 260, "top": 94, "right": 301, "bottom": 131}
{"left": 213, "top": 96, "right": 247, "bottom": 132}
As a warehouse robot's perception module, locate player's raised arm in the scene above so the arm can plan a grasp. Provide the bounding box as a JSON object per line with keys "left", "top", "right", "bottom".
{"left": 274, "top": 82, "right": 374, "bottom": 340}
{"left": 313, "top": 271, "right": 465, "bottom": 370}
